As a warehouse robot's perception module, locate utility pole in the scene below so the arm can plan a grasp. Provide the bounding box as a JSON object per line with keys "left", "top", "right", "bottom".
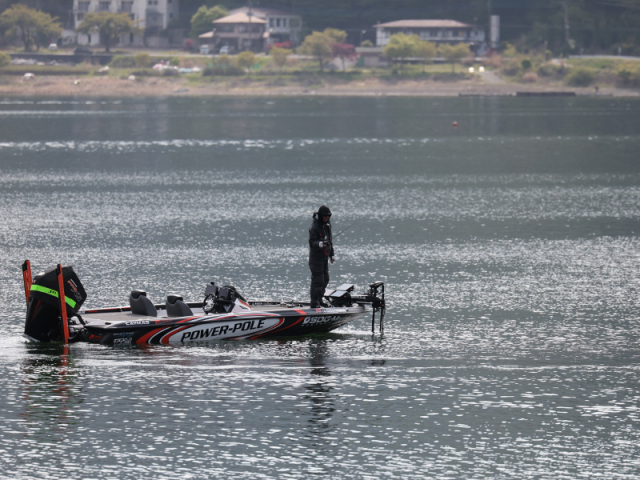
{"left": 488, "top": 0, "right": 492, "bottom": 28}
{"left": 487, "top": 0, "right": 492, "bottom": 51}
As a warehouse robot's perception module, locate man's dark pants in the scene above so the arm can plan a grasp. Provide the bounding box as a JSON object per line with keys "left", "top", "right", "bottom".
{"left": 309, "top": 260, "right": 329, "bottom": 307}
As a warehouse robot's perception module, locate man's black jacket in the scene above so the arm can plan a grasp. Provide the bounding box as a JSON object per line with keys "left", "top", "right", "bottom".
{"left": 309, "top": 213, "right": 334, "bottom": 267}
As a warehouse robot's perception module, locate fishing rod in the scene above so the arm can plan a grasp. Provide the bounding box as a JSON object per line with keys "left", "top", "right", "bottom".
{"left": 332, "top": 221, "right": 357, "bottom": 240}
{"left": 377, "top": 218, "right": 398, "bottom": 243}
{"left": 323, "top": 221, "right": 357, "bottom": 257}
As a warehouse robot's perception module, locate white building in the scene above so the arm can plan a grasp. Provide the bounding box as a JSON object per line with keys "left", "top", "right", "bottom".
{"left": 73, "top": 0, "right": 179, "bottom": 47}
{"left": 228, "top": 6, "right": 303, "bottom": 47}
{"left": 375, "top": 19, "right": 485, "bottom": 51}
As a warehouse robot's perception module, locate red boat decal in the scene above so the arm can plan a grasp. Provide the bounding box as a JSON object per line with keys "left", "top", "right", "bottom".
{"left": 294, "top": 309, "right": 307, "bottom": 315}
{"left": 136, "top": 327, "right": 168, "bottom": 344}
{"left": 176, "top": 317, "right": 197, "bottom": 323}
{"left": 262, "top": 316, "right": 306, "bottom": 337}
{"left": 160, "top": 325, "right": 191, "bottom": 344}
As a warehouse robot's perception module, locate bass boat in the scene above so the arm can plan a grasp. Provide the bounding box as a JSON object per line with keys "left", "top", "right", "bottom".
{"left": 21, "top": 262, "right": 385, "bottom": 345}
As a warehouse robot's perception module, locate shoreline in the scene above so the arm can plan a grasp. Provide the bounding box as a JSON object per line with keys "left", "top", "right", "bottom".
{"left": 1, "top": 74, "right": 638, "bottom": 97}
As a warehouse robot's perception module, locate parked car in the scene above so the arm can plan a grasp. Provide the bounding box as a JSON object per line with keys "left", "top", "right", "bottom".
{"left": 199, "top": 45, "right": 210, "bottom": 55}
{"left": 218, "top": 45, "right": 229, "bottom": 55}
{"left": 74, "top": 46, "right": 93, "bottom": 55}
{"left": 48, "top": 43, "right": 58, "bottom": 52}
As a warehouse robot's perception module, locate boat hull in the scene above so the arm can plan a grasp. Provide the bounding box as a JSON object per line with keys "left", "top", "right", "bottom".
{"left": 82, "top": 306, "right": 366, "bottom": 345}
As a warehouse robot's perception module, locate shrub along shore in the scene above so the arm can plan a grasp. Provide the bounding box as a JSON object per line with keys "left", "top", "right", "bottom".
{"left": 0, "top": 50, "right": 639, "bottom": 97}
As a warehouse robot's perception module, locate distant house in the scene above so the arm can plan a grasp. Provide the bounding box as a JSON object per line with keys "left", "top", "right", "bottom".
{"left": 228, "top": 7, "right": 303, "bottom": 47}
{"left": 200, "top": 12, "right": 267, "bottom": 53}
{"left": 375, "top": 19, "right": 485, "bottom": 51}
{"left": 73, "top": 0, "right": 180, "bottom": 48}
{"left": 355, "top": 46, "right": 389, "bottom": 68}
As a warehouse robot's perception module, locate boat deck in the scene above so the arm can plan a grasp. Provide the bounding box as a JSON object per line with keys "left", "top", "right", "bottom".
{"left": 79, "top": 303, "right": 309, "bottom": 325}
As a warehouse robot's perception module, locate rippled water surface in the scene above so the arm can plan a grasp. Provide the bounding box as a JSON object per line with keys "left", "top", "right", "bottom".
{"left": 2, "top": 96, "right": 640, "bottom": 479}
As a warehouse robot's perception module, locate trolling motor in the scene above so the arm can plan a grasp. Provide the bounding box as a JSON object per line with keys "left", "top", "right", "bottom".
{"left": 325, "top": 281, "right": 385, "bottom": 333}
{"left": 366, "top": 282, "right": 386, "bottom": 333}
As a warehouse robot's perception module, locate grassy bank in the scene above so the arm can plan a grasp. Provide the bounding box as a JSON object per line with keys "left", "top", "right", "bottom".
{"left": 2, "top": 48, "right": 639, "bottom": 97}
{"left": 493, "top": 53, "right": 640, "bottom": 88}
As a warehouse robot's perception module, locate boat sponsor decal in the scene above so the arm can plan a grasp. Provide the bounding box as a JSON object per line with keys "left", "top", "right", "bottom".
{"left": 113, "top": 337, "right": 132, "bottom": 345}
{"left": 30, "top": 284, "right": 77, "bottom": 308}
{"left": 168, "top": 317, "right": 283, "bottom": 343}
{"left": 125, "top": 320, "right": 151, "bottom": 326}
{"left": 67, "top": 278, "right": 82, "bottom": 302}
{"left": 88, "top": 334, "right": 102, "bottom": 342}
{"left": 302, "top": 315, "right": 344, "bottom": 326}
{"left": 320, "top": 308, "right": 347, "bottom": 313}
{"left": 113, "top": 331, "right": 135, "bottom": 338}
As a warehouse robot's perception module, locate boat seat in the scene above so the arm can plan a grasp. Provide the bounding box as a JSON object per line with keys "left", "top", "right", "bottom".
{"left": 129, "top": 290, "right": 157, "bottom": 317}
{"left": 166, "top": 294, "right": 193, "bottom": 317}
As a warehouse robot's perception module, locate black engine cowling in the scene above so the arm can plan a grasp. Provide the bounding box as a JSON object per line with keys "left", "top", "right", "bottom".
{"left": 202, "top": 282, "right": 246, "bottom": 314}
{"left": 24, "top": 265, "right": 87, "bottom": 342}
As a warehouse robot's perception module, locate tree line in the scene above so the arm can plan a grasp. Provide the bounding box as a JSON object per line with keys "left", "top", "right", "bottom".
{"left": 0, "top": 3, "right": 137, "bottom": 52}
{"left": 184, "top": 0, "right": 640, "bottom": 53}
{"left": 2, "top": 0, "right": 640, "bottom": 54}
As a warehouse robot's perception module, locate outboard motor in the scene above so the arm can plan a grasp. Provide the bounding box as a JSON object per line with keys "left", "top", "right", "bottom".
{"left": 24, "top": 265, "right": 87, "bottom": 342}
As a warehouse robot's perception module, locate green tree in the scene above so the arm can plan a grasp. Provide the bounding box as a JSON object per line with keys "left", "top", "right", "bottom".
{"left": 323, "top": 28, "right": 347, "bottom": 44}
{"left": 502, "top": 43, "right": 518, "bottom": 57}
{"left": 215, "top": 54, "right": 233, "bottom": 73}
{"left": 438, "top": 43, "right": 471, "bottom": 73}
{"left": 0, "top": 51, "right": 10, "bottom": 68}
{"left": 383, "top": 33, "right": 419, "bottom": 69}
{"left": 134, "top": 52, "right": 150, "bottom": 68}
{"left": 190, "top": 5, "right": 227, "bottom": 39}
{"left": 236, "top": 50, "right": 256, "bottom": 72}
{"left": 565, "top": 67, "right": 594, "bottom": 86}
{"left": 0, "top": 5, "right": 61, "bottom": 51}
{"left": 299, "top": 31, "right": 333, "bottom": 71}
{"left": 33, "top": 9, "right": 63, "bottom": 50}
{"left": 76, "top": 12, "right": 137, "bottom": 53}
{"left": 415, "top": 38, "right": 437, "bottom": 70}
{"left": 270, "top": 46, "right": 291, "bottom": 71}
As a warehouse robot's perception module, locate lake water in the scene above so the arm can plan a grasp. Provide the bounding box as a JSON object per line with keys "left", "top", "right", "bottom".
{"left": 1, "top": 96, "right": 640, "bottom": 479}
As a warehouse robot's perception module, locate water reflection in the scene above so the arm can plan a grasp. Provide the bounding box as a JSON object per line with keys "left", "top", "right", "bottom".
{"left": 295, "top": 340, "right": 337, "bottom": 475}
{"left": 19, "top": 344, "right": 83, "bottom": 441}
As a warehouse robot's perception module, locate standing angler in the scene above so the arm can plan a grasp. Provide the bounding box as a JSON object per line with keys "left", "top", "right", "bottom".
{"left": 309, "top": 205, "right": 334, "bottom": 308}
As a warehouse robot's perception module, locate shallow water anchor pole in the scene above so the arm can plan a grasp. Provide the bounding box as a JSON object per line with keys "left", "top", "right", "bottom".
{"left": 57, "top": 264, "right": 69, "bottom": 343}
{"left": 22, "top": 260, "right": 32, "bottom": 306}
{"left": 371, "top": 308, "right": 385, "bottom": 333}
{"left": 369, "top": 282, "right": 385, "bottom": 334}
